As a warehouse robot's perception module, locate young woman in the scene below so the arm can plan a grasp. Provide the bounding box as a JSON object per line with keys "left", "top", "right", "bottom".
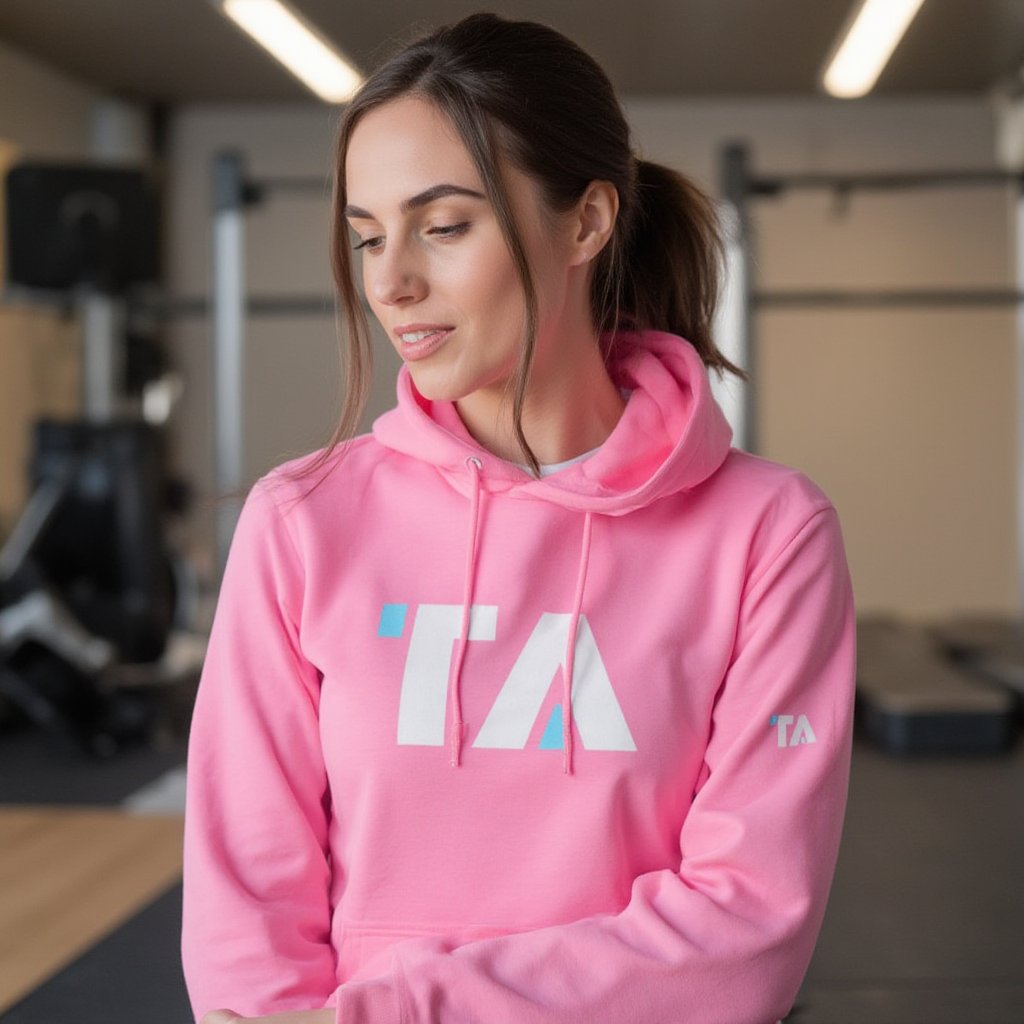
{"left": 182, "top": 13, "right": 856, "bottom": 1024}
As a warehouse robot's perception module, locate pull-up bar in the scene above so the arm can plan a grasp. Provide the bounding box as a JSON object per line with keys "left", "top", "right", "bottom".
{"left": 749, "top": 168, "right": 1024, "bottom": 197}
{"left": 756, "top": 288, "right": 1024, "bottom": 309}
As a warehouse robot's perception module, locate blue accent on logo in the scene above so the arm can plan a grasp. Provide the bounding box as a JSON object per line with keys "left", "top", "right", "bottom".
{"left": 378, "top": 603, "right": 408, "bottom": 638}
{"left": 539, "top": 704, "right": 564, "bottom": 750}
{"left": 769, "top": 715, "right": 778, "bottom": 726}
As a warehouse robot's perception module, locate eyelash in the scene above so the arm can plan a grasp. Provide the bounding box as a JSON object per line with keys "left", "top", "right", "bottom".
{"left": 352, "top": 222, "right": 471, "bottom": 252}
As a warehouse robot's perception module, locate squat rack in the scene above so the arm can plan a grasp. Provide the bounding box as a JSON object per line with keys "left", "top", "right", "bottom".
{"left": 717, "top": 142, "right": 1024, "bottom": 616}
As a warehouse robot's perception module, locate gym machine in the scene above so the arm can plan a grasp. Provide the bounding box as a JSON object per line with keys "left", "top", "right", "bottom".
{"left": 0, "top": 163, "right": 190, "bottom": 755}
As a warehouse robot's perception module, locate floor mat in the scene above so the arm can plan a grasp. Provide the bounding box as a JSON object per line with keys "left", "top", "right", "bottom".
{"left": 0, "top": 883, "right": 190, "bottom": 1024}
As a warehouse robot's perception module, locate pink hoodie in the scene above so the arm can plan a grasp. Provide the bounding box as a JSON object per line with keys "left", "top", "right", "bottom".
{"left": 182, "top": 330, "right": 856, "bottom": 1024}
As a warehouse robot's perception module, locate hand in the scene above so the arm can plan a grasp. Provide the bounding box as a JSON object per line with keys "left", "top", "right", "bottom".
{"left": 201, "top": 1010, "right": 334, "bottom": 1024}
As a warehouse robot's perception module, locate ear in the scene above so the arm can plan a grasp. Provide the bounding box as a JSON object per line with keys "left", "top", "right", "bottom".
{"left": 568, "top": 180, "right": 619, "bottom": 267}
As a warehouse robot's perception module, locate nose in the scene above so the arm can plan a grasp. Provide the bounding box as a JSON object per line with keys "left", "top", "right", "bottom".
{"left": 369, "top": 241, "right": 426, "bottom": 307}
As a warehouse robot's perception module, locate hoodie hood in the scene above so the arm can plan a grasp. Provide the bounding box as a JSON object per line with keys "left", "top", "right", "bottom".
{"left": 372, "top": 330, "right": 733, "bottom": 515}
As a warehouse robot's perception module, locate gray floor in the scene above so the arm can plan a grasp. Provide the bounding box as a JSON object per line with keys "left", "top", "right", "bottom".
{"left": 798, "top": 736, "right": 1024, "bottom": 1022}
{"left": 1, "top": 724, "right": 1022, "bottom": 1023}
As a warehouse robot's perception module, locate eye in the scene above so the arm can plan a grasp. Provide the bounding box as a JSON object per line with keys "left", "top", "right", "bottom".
{"left": 353, "top": 235, "right": 385, "bottom": 253}
{"left": 427, "top": 222, "right": 470, "bottom": 240}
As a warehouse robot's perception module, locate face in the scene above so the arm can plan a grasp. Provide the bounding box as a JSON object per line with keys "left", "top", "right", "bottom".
{"left": 344, "top": 94, "right": 575, "bottom": 409}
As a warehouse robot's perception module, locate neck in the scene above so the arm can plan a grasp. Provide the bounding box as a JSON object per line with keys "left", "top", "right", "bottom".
{"left": 455, "top": 327, "right": 624, "bottom": 467}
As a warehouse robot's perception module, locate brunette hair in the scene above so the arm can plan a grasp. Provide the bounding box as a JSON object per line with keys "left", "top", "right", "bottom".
{"left": 312, "top": 11, "right": 744, "bottom": 478}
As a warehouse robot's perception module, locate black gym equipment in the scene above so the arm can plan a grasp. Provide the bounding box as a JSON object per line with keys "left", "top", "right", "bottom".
{"left": 1, "top": 162, "right": 186, "bottom": 756}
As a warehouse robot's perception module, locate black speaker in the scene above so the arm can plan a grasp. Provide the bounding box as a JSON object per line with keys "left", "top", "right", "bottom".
{"left": 4, "top": 163, "right": 159, "bottom": 294}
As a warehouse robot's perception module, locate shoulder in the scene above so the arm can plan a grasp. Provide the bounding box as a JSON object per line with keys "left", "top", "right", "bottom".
{"left": 713, "top": 448, "right": 835, "bottom": 517}
{"left": 706, "top": 448, "right": 844, "bottom": 569}
{"left": 234, "top": 435, "right": 397, "bottom": 556}
{"left": 700, "top": 450, "right": 835, "bottom": 528}
{"left": 254, "top": 434, "right": 389, "bottom": 507}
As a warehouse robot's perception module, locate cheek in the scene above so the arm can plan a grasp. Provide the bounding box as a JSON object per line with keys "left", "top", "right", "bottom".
{"left": 460, "top": 247, "right": 522, "bottom": 320}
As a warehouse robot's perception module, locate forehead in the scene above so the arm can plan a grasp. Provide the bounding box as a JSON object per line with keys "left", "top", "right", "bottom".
{"left": 345, "top": 96, "right": 481, "bottom": 202}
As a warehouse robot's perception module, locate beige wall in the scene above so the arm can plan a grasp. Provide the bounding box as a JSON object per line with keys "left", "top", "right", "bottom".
{"left": 626, "top": 96, "right": 1013, "bottom": 621}
{"left": 0, "top": 40, "right": 96, "bottom": 159}
{"left": 754, "top": 189, "right": 1014, "bottom": 620}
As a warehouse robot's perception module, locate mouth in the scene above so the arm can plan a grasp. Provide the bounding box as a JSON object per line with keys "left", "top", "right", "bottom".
{"left": 396, "top": 325, "right": 454, "bottom": 343}
{"left": 393, "top": 324, "right": 454, "bottom": 361}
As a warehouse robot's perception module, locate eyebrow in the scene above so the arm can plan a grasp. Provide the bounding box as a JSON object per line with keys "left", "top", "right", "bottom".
{"left": 344, "top": 183, "right": 487, "bottom": 220}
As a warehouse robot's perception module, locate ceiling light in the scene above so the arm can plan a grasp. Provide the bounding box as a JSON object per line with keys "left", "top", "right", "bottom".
{"left": 215, "top": 0, "right": 362, "bottom": 103}
{"left": 822, "top": 0, "right": 926, "bottom": 99}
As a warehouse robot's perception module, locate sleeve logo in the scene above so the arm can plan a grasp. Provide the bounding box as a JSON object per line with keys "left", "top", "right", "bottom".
{"left": 770, "top": 714, "right": 817, "bottom": 747}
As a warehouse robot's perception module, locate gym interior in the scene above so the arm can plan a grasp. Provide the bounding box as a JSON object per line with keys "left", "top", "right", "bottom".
{"left": 1, "top": 2, "right": 1023, "bottom": 1021}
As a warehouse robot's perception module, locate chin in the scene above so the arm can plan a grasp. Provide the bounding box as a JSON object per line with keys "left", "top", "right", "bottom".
{"left": 405, "top": 366, "right": 472, "bottom": 403}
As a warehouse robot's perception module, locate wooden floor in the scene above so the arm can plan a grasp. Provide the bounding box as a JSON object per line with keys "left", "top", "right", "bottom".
{"left": 0, "top": 807, "right": 183, "bottom": 1013}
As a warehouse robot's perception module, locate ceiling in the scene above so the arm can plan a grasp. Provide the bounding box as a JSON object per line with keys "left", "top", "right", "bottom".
{"left": 2, "top": 0, "right": 1024, "bottom": 105}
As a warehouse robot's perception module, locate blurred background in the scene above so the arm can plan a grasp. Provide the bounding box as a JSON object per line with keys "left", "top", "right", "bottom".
{"left": 0, "top": 1, "right": 1022, "bottom": 1021}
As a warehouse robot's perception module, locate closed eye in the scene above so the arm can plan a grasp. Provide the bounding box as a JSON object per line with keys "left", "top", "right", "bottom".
{"left": 427, "top": 222, "right": 470, "bottom": 239}
{"left": 353, "top": 235, "right": 384, "bottom": 253}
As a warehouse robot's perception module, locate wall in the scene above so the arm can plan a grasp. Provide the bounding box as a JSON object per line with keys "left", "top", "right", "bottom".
{"left": 159, "top": 94, "right": 1014, "bottom": 620}
{"left": 626, "top": 96, "right": 1013, "bottom": 619}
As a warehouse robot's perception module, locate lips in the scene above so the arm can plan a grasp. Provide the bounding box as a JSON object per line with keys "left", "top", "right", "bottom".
{"left": 393, "top": 323, "right": 455, "bottom": 361}
{"left": 394, "top": 323, "right": 455, "bottom": 344}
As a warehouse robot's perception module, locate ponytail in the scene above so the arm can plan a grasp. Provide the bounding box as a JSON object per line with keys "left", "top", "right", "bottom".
{"left": 598, "top": 159, "right": 747, "bottom": 381}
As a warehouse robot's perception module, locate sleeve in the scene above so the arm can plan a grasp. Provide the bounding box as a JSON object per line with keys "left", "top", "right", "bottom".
{"left": 181, "top": 479, "right": 337, "bottom": 1021}
{"left": 332, "top": 505, "right": 857, "bottom": 1024}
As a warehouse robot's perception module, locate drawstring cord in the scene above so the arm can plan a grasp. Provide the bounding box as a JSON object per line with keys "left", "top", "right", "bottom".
{"left": 449, "top": 456, "right": 483, "bottom": 767}
{"left": 561, "top": 511, "right": 594, "bottom": 775}
{"left": 447, "top": 455, "right": 594, "bottom": 775}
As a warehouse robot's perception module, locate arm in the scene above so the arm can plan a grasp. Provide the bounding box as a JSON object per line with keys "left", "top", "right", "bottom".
{"left": 182, "top": 480, "right": 337, "bottom": 1020}
{"left": 325, "top": 504, "right": 856, "bottom": 1024}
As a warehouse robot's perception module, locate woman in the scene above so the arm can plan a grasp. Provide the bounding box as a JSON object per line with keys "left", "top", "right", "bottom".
{"left": 182, "top": 13, "right": 856, "bottom": 1024}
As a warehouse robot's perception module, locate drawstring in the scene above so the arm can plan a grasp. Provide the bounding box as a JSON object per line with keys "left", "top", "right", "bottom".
{"left": 449, "top": 455, "right": 483, "bottom": 767}
{"left": 561, "top": 511, "right": 593, "bottom": 775}
{"left": 447, "top": 455, "right": 594, "bottom": 775}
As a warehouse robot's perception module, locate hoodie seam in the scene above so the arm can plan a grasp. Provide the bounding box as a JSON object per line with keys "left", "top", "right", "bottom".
{"left": 742, "top": 502, "right": 836, "bottom": 599}
{"left": 251, "top": 476, "right": 307, "bottom": 635}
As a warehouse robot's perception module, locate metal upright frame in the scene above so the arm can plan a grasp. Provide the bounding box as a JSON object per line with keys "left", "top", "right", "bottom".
{"left": 209, "top": 152, "right": 335, "bottom": 573}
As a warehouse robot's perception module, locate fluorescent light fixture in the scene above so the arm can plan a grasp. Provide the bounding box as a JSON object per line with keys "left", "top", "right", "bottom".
{"left": 822, "top": 0, "right": 926, "bottom": 99}
{"left": 217, "top": 0, "right": 362, "bottom": 103}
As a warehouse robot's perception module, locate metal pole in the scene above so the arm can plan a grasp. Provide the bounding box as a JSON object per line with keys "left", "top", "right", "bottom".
{"left": 718, "top": 142, "right": 756, "bottom": 453}
{"left": 80, "top": 288, "right": 123, "bottom": 421}
{"left": 712, "top": 201, "right": 747, "bottom": 449}
{"left": 1016, "top": 179, "right": 1024, "bottom": 622}
{"left": 212, "top": 151, "right": 247, "bottom": 577}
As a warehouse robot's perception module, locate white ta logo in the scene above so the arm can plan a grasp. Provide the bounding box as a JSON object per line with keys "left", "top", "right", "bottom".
{"left": 392, "top": 603, "right": 636, "bottom": 751}
{"left": 771, "top": 714, "right": 817, "bottom": 747}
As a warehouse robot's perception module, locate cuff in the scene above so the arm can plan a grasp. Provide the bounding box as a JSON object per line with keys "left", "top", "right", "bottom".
{"left": 334, "top": 976, "right": 404, "bottom": 1024}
